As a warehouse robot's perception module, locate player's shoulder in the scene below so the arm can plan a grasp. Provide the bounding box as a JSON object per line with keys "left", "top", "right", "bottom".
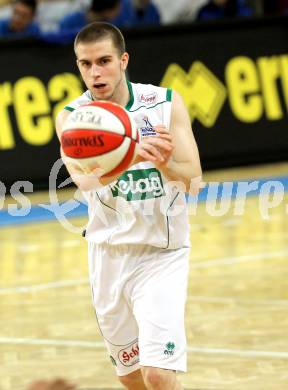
{"left": 128, "top": 81, "right": 172, "bottom": 110}
{"left": 63, "top": 90, "right": 93, "bottom": 113}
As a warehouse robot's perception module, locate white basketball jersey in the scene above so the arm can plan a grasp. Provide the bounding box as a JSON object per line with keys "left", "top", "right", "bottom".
{"left": 64, "top": 81, "right": 190, "bottom": 249}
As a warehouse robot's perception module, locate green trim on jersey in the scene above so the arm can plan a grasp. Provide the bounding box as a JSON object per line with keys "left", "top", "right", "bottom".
{"left": 166, "top": 88, "right": 172, "bottom": 102}
{"left": 128, "top": 100, "right": 170, "bottom": 112}
{"left": 125, "top": 80, "right": 134, "bottom": 111}
{"left": 64, "top": 106, "right": 74, "bottom": 112}
{"left": 63, "top": 82, "right": 170, "bottom": 113}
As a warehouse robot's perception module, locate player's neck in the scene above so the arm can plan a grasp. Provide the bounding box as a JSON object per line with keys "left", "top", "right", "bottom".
{"left": 111, "top": 77, "right": 130, "bottom": 107}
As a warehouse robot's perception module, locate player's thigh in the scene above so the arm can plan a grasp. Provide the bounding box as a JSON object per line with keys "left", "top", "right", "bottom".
{"left": 88, "top": 242, "right": 141, "bottom": 376}
{"left": 133, "top": 247, "right": 190, "bottom": 372}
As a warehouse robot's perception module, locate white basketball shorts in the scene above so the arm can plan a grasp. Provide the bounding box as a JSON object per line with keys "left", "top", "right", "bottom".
{"left": 88, "top": 242, "right": 190, "bottom": 376}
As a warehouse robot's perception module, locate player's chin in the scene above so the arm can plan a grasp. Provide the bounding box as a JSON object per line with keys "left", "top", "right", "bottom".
{"left": 93, "top": 90, "right": 112, "bottom": 101}
{"left": 92, "top": 84, "right": 109, "bottom": 94}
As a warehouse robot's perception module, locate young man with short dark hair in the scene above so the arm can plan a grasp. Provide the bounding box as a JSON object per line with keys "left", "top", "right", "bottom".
{"left": 56, "top": 22, "right": 202, "bottom": 390}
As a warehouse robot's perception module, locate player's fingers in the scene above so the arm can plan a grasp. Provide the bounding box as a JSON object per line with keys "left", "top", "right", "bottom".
{"left": 153, "top": 124, "right": 166, "bottom": 130}
{"left": 90, "top": 166, "right": 105, "bottom": 177}
{"left": 144, "top": 137, "right": 173, "bottom": 152}
{"left": 153, "top": 125, "right": 169, "bottom": 134}
{"left": 141, "top": 128, "right": 172, "bottom": 143}
{"left": 80, "top": 162, "right": 102, "bottom": 175}
{"left": 137, "top": 148, "right": 157, "bottom": 162}
{"left": 62, "top": 157, "right": 84, "bottom": 174}
{"left": 139, "top": 143, "right": 163, "bottom": 162}
{"left": 156, "top": 133, "right": 173, "bottom": 142}
{"left": 142, "top": 143, "right": 164, "bottom": 161}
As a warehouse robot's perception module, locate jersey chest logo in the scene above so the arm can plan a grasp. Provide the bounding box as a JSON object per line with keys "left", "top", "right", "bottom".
{"left": 110, "top": 168, "right": 165, "bottom": 201}
{"left": 138, "top": 92, "right": 157, "bottom": 105}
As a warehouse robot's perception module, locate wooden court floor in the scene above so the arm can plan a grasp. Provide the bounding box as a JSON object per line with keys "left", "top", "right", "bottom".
{"left": 0, "top": 163, "right": 287, "bottom": 390}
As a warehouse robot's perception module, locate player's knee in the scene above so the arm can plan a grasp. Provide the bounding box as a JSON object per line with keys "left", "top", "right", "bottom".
{"left": 142, "top": 367, "right": 170, "bottom": 388}
{"left": 118, "top": 369, "right": 143, "bottom": 389}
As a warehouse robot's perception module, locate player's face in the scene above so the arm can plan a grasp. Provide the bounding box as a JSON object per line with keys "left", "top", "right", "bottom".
{"left": 76, "top": 38, "right": 129, "bottom": 102}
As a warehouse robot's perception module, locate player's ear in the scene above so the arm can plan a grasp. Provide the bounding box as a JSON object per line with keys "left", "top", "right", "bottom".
{"left": 121, "top": 52, "right": 129, "bottom": 71}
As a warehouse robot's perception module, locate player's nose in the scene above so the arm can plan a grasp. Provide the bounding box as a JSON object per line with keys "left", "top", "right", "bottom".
{"left": 90, "top": 64, "right": 101, "bottom": 77}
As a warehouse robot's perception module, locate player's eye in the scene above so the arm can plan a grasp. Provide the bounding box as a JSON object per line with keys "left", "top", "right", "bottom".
{"left": 100, "top": 58, "right": 110, "bottom": 65}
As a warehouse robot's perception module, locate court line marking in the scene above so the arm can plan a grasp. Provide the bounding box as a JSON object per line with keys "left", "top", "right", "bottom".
{"left": 188, "top": 296, "right": 288, "bottom": 306}
{"left": 187, "top": 346, "right": 288, "bottom": 359}
{"left": 0, "top": 278, "right": 89, "bottom": 294}
{"left": 190, "top": 250, "right": 288, "bottom": 269}
{"left": 0, "top": 337, "right": 287, "bottom": 359}
{"left": 1, "top": 283, "right": 287, "bottom": 306}
{"left": 0, "top": 337, "right": 103, "bottom": 348}
{"left": 1, "top": 250, "right": 287, "bottom": 295}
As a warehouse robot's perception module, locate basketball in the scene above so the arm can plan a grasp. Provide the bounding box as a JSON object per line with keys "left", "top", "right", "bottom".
{"left": 61, "top": 101, "right": 139, "bottom": 177}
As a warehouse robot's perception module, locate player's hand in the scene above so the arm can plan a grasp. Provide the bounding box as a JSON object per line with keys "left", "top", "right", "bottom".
{"left": 62, "top": 154, "right": 104, "bottom": 182}
{"left": 61, "top": 149, "right": 105, "bottom": 190}
{"left": 154, "top": 125, "right": 174, "bottom": 166}
{"left": 27, "top": 378, "right": 77, "bottom": 390}
{"left": 61, "top": 146, "right": 102, "bottom": 176}
{"left": 135, "top": 125, "right": 174, "bottom": 166}
{"left": 64, "top": 158, "right": 101, "bottom": 176}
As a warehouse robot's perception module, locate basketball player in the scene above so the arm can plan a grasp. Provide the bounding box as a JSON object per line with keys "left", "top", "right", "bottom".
{"left": 55, "top": 22, "right": 202, "bottom": 390}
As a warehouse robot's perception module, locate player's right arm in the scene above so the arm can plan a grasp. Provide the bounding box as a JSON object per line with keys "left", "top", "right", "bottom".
{"left": 55, "top": 109, "right": 172, "bottom": 191}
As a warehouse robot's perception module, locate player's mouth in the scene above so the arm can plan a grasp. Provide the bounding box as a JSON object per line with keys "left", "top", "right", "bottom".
{"left": 93, "top": 83, "right": 107, "bottom": 91}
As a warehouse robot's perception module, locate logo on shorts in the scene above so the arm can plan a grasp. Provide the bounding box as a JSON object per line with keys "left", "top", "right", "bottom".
{"left": 110, "top": 355, "right": 117, "bottom": 366}
{"left": 118, "top": 341, "right": 140, "bottom": 367}
{"left": 111, "top": 168, "right": 165, "bottom": 201}
{"left": 164, "top": 341, "right": 175, "bottom": 356}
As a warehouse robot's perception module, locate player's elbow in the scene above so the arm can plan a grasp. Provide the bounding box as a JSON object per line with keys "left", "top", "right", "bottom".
{"left": 174, "top": 171, "right": 203, "bottom": 194}
{"left": 187, "top": 174, "right": 203, "bottom": 196}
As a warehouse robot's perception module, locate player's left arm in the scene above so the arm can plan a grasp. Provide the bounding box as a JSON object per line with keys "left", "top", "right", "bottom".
{"left": 156, "top": 90, "right": 202, "bottom": 194}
